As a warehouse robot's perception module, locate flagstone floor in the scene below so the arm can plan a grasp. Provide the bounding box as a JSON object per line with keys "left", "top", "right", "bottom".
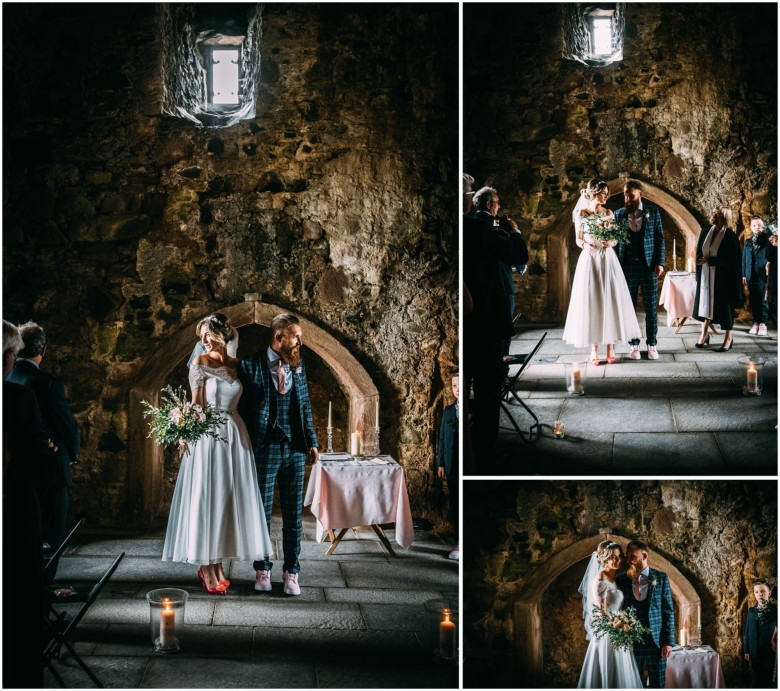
{"left": 484, "top": 316, "right": 777, "bottom": 475}
{"left": 42, "top": 513, "right": 460, "bottom": 688}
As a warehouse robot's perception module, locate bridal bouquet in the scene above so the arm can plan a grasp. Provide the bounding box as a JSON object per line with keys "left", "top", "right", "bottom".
{"left": 142, "top": 385, "right": 228, "bottom": 455}
{"left": 582, "top": 213, "right": 632, "bottom": 252}
{"left": 590, "top": 605, "right": 650, "bottom": 651}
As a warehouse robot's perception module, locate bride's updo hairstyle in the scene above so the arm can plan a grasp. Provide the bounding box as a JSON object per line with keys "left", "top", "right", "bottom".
{"left": 595, "top": 539, "right": 622, "bottom": 566}
{"left": 582, "top": 178, "right": 609, "bottom": 201}
{"left": 196, "top": 312, "right": 235, "bottom": 348}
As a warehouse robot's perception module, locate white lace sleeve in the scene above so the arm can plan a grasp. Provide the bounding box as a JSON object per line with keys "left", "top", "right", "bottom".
{"left": 188, "top": 364, "right": 207, "bottom": 391}
{"left": 592, "top": 578, "right": 610, "bottom": 605}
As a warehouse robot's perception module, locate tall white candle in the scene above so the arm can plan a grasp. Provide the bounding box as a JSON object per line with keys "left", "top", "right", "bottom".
{"left": 160, "top": 600, "right": 176, "bottom": 648}
{"left": 328, "top": 401, "right": 332, "bottom": 428}
{"left": 350, "top": 432, "right": 361, "bottom": 456}
{"left": 697, "top": 603, "right": 701, "bottom": 629}
{"left": 375, "top": 399, "right": 379, "bottom": 426}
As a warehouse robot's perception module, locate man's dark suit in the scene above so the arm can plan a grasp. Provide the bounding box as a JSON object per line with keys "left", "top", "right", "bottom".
{"left": 3, "top": 380, "right": 53, "bottom": 688}
{"left": 743, "top": 232, "right": 770, "bottom": 325}
{"left": 463, "top": 211, "right": 528, "bottom": 464}
{"left": 437, "top": 402, "right": 458, "bottom": 528}
{"left": 7, "top": 359, "right": 80, "bottom": 561}
{"left": 238, "top": 349, "right": 318, "bottom": 574}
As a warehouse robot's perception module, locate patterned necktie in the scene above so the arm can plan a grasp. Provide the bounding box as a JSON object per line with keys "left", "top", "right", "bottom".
{"left": 277, "top": 361, "right": 286, "bottom": 393}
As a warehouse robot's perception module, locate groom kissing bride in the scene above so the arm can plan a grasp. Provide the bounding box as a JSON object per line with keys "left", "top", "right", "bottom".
{"left": 578, "top": 539, "right": 675, "bottom": 689}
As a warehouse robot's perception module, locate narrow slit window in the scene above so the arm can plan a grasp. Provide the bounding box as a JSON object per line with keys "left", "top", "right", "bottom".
{"left": 591, "top": 17, "right": 612, "bottom": 55}
{"left": 211, "top": 48, "right": 240, "bottom": 105}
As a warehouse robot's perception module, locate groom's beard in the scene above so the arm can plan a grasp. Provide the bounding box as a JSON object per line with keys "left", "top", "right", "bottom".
{"left": 281, "top": 345, "right": 301, "bottom": 368}
{"left": 626, "top": 563, "right": 640, "bottom": 580}
{"left": 624, "top": 201, "right": 639, "bottom": 214}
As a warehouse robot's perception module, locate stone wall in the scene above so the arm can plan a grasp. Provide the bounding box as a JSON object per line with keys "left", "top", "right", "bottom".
{"left": 463, "top": 481, "right": 777, "bottom": 688}
{"left": 3, "top": 4, "right": 458, "bottom": 528}
{"left": 464, "top": 3, "right": 777, "bottom": 321}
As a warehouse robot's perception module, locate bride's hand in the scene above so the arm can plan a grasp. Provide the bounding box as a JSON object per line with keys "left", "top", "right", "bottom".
{"left": 584, "top": 243, "right": 600, "bottom": 256}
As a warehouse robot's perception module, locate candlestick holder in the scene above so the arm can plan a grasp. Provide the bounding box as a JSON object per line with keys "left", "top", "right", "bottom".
{"left": 374, "top": 426, "right": 380, "bottom": 455}
{"left": 326, "top": 427, "right": 333, "bottom": 453}
{"left": 692, "top": 625, "right": 702, "bottom": 647}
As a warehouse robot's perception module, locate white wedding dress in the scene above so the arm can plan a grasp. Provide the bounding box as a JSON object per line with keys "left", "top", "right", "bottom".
{"left": 577, "top": 578, "right": 643, "bottom": 689}
{"left": 563, "top": 210, "right": 642, "bottom": 347}
{"left": 162, "top": 364, "right": 273, "bottom": 564}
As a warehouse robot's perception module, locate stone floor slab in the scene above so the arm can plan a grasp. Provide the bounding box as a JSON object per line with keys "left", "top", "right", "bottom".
{"left": 324, "top": 587, "right": 444, "bottom": 605}
{"left": 716, "top": 433, "right": 779, "bottom": 473}
{"left": 211, "top": 600, "right": 366, "bottom": 629}
{"left": 672, "top": 397, "right": 777, "bottom": 432}
{"left": 612, "top": 433, "right": 726, "bottom": 471}
{"left": 496, "top": 432, "right": 616, "bottom": 474}
{"left": 44, "top": 653, "right": 149, "bottom": 688}
{"left": 629, "top": 377, "right": 738, "bottom": 398}
{"left": 341, "top": 561, "right": 459, "bottom": 591}
{"left": 140, "top": 656, "right": 318, "bottom": 688}
{"left": 359, "top": 603, "right": 433, "bottom": 633}
{"left": 559, "top": 397, "right": 675, "bottom": 433}
{"left": 315, "top": 661, "right": 458, "bottom": 689}
{"left": 601, "top": 361, "right": 700, "bottom": 378}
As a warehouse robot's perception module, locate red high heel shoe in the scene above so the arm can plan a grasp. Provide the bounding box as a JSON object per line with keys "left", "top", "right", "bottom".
{"left": 198, "top": 568, "right": 227, "bottom": 595}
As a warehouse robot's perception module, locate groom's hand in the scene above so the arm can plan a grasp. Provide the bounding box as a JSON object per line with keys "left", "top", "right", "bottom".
{"left": 654, "top": 265, "right": 665, "bottom": 278}
{"left": 661, "top": 644, "right": 673, "bottom": 659}
{"left": 307, "top": 447, "right": 319, "bottom": 464}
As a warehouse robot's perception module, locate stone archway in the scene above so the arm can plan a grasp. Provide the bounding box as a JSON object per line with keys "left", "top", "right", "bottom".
{"left": 513, "top": 533, "right": 701, "bottom": 688}
{"left": 546, "top": 179, "right": 701, "bottom": 320}
{"left": 127, "top": 297, "right": 378, "bottom": 526}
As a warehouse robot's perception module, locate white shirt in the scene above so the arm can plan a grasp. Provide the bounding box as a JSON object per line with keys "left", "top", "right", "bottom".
{"left": 629, "top": 201, "right": 645, "bottom": 232}
{"left": 267, "top": 347, "right": 292, "bottom": 395}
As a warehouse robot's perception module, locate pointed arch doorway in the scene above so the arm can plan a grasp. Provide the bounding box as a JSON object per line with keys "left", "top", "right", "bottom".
{"left": 513, "top": 533, "right": 701, "bottom": 687}
{"left": 547, "top": 179, "right": 701, "bottom": 321}
{"left": 127, "top": 298, "right": 378, "bottom": 526}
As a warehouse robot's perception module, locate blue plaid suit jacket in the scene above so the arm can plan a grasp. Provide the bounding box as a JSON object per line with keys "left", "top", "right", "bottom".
{"left": 617, "top": 568, "right": 675, "bottom": 648}
{"left": 237, "top": 350, "right": 319, "bottom": 456}
{"left": 614, "top": 202, "right": 665, "bottom": 270}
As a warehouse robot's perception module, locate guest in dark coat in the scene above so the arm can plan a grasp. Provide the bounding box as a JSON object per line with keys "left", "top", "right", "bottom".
{"left": 7, "top": 321, "right": 80, "bottom": 578}
{"left": 3, "top": 320, "right": 54, "bottom": 688}
{"left": 693, "top": 207, "right": 743, "bottom": 351}
{"left": 767, "top": 232, "right": 778, "bottom": 326}
{"left": 437, "top": 371, "right": 459, "bottom": 561}
{"left": 743, "top": 579, "right": 777, "bottom": 688}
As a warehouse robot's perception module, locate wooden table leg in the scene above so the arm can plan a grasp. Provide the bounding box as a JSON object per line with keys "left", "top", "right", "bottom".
{"left": 673, "top": 317, "right": 688, "bottom": 334}
{"left": 326, "top": 528, "right": 349, "bottom": 555}
{"left": 327, "top": 529, "right": 336, "bottom": 543}
{"left": 371, "top": 524, "right": 397, "bottom": 557}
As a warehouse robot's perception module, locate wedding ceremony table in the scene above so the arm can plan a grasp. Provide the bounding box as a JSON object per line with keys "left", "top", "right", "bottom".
{"left": 665, "top": 645, "right": 726, "bottom": 688}
{"left": 304, "top": 455, "right": 414, "bottom": 556}
{"left": 659, "top": 271, "right": 698, "bottom": 332}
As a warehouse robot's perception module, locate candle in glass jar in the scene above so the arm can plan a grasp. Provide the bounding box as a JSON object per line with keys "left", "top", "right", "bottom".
{"left": 747, "top": 364, "right": 758, "bottom": 393}
{"left": 553, "top": 420, "right": 565, "bottom": 438}
{"left": 160, "top": 599, "right": 176, "bottom": 648}
{"left": 350, "top": 432, "right": 361, "bottom": 456}
{"left": 328, "top": 401, "right": 332, "bottom": 428}
{"left": 439, "top": 609, "right": 456, "bottom": 659}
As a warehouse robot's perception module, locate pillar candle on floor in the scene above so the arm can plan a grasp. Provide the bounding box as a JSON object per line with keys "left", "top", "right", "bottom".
{"left": 439, "top": 610, "right": 456, "bottom": 658}
{"left": 160, "top": 600, "right": 176, "bottom": 648}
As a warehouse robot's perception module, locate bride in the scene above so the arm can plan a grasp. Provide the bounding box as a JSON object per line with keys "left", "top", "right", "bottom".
{"left": 563, "top": 179, "right": 641, "bottom": 364}
{"left": 162, "top": 314, "right": 273, "bottom": 593}
{"left": 577, "top": 540, "right": 643, "bottom": 688}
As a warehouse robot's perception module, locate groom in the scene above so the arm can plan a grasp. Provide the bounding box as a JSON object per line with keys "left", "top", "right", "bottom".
{"left": 617, "top": 539, "right": 675, "bottom": 688}
{"left": 238, "top": 313, "right": 319, "bottom": 596}
{"left": 614, "top": 179, "right": 665, "bottom": 360}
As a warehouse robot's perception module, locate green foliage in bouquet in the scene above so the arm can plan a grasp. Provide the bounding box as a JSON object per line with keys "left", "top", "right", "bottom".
{"left": 141, "top": 385, "right": 228, "bottom": 453}
{"left": 582, "top": 213, "right": 632, "bottom": 251}
{"left": 590, "top": 605, "right": 651, "bottom": 651}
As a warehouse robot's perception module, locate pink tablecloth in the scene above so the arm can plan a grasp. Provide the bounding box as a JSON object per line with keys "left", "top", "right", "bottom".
{"left": 303, "top": 457, "right": 414, "bottom": 549}
{"left": 666, "top": 646, "right": 726, "bottom": 688}
{"left": 659, "top": 271, "right": 698, "bottom": 326}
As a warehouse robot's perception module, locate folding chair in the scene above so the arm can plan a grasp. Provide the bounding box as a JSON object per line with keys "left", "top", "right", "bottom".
{"left": 44, "top": 551, "right": 125, "bottom": 688}
{"left": 44, "top": 517, "right": 86, "bottom": 585}
{"left": 500, "top": 331, "right": 547, "bottom": 442}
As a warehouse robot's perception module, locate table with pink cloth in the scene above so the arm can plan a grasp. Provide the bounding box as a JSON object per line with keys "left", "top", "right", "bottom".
{"left": 303, "top": 456, "right": 414, "bottom": 553}
{"left": 659, "top": 271, "right": 698, "bottom": 328}
{"left": 665, "top": 645, "right": 726, "bottom": 688}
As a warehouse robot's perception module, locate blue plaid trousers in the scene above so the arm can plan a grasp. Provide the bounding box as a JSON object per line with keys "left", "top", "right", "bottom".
{"left": 623, "top": 258, "right": 659, "bottom": 346}
{"left": 252, "top": 432, "right": 306, "bottom": 575}
{"left": 633, "top": 639, "right": 667, "bottom": 688}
